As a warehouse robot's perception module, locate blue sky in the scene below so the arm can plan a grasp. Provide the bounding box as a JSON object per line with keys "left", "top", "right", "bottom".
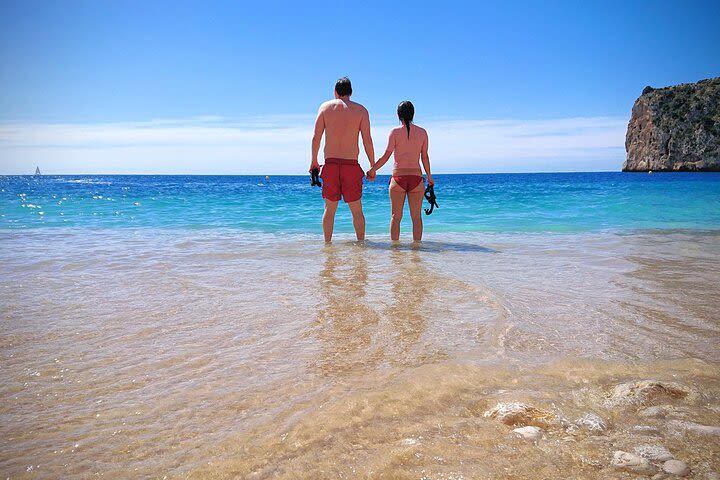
{"left": 0, "top": 0, "right": 718, "bottom": 174}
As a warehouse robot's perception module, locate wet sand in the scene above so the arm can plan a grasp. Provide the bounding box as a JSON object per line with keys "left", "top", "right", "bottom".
{"left": 1, "top": 230, "right": 719, "bottom": 478}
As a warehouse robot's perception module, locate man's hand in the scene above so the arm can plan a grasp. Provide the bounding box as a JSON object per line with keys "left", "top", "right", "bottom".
{"left": 309, "top": 160, "right": 320, "bottom": 173}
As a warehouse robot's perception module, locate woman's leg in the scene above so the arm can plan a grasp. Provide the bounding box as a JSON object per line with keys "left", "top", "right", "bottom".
{"left": 407, "top": 181, "right": 425, "bottom": 241}
{"left": 389, "top": 179, "right": 407, "bottom": 241}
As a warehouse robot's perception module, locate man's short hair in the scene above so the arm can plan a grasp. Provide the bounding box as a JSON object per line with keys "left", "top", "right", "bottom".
{"left": 335, "top": 77, "right": 352, "bottom": 97}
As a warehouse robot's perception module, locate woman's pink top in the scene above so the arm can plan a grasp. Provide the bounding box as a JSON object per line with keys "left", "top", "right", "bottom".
{"left": 384, "top": 123, "right": 428, "bottom": 176}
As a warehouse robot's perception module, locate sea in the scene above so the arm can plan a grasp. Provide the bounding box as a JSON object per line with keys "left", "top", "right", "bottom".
{"left": 1, "top": 172, "right": 719, "bottom": 478}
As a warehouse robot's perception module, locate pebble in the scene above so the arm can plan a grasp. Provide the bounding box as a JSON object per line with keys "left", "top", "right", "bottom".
{"left": 564, "top": 424, "right": 579, "bottom": 435}
{"left": 483, "top": 402, "right": 555, "bottom": 427}
{"left": 668, "top": 420, "right": 720, "bottom": 436}
{"left": 634, "top": 444, "right": 674, "bottom": 461}
{"left": 662, "top": 459, "right": 690, "bottom": 477}
{"left": 575, "top": 412, "right": 608, "bottom": 433}
{"left": 611, "top": 451, "right": 658, "bottom": 476}
{"left": 511, "top": 426, "right": 543, "bottom": 441}
{"left": 605, "top": 380, "right": 693, "bottom": 408}
{"left": 399, "top": 438, "right": 418, "bottom": 446}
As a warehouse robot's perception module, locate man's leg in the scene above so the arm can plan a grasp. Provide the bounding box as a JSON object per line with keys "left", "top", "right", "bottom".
{"left": 347, "top": 199, "right": 366, "bottom": 241}
{"left": 323, "top": 199, "right": 339, "bottom": 243}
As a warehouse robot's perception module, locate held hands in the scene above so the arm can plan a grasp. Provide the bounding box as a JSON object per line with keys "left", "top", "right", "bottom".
{"left": 366, "top": 167, "right": 377, "bottom": 181}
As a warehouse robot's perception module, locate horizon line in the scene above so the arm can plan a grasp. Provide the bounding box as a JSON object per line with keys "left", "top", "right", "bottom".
{"left": 4, "top": 170, "right": 639, "bottom": 176}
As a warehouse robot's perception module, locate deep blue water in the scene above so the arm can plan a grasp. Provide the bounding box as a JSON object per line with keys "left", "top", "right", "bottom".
{"left": 1, "top": 173, "right": 719, "bottom": 234}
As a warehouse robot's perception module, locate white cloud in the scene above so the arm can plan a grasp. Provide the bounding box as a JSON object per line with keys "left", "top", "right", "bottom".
{"left": 0, "top": 115, "right": 627, "bottom": 174}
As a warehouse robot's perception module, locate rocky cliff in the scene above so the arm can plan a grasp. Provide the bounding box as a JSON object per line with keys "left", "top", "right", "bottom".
{"left": 623, "top": 77, "right": 720, "bottom": 172}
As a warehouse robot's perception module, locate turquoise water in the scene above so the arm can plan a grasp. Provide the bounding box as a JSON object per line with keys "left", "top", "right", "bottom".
{"left": 1, "top": 172, "right": 719, "bottom": 233}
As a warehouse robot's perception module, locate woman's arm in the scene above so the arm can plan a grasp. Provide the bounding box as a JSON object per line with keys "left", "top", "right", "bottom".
{"left": 367, "top": 130, "right": 395, "bottom": 178}
{"left": 420, "top": 132, "right": 434, "bottom": 185}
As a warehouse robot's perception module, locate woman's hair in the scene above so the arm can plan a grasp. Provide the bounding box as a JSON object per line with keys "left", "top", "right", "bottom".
{"left": 397, "top": 101, "right": 414, "bottom": 138}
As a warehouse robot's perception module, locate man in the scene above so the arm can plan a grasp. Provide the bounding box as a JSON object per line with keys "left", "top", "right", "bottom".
{"left": 310, "top": 77, "right": 375, "bottom": 242}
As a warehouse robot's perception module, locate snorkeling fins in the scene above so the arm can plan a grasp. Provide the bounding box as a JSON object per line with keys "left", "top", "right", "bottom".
{"left": 310, "top": 168, "right": 322, "bottom": 187}
{"left": 424, "top": 184, "right": 439, "bottom": 215}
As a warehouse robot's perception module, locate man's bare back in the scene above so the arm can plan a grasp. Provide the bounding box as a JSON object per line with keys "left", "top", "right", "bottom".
{"left": 316, "top": 99, "right": 369, "bottom": 161}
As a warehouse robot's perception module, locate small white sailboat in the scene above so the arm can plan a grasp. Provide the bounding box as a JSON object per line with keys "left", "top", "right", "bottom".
{"left": 34, "top": 166, "right": 41, "bottom": 176}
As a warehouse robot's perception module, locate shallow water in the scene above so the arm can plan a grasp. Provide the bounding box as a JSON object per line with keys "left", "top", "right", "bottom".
{"left": 1, "top": 174, "right": 720, "bottom": 478}
{"left": 2, "top": 228, "right": 719, "bottom": 478}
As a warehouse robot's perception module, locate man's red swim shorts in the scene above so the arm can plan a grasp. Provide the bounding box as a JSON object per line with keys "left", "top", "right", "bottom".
{"left": 321, "top": 158, "right": 364, "bottom": 203}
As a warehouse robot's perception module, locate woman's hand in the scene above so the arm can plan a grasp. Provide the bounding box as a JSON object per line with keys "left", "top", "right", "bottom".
{"left": 427, "top": 174, "right": 435, "bottom": 186}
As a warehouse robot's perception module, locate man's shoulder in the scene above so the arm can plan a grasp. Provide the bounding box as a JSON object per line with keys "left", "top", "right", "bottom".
{"left": 349, "top": 100, "right": 368, "bottom": 114}
{"left": 319, "top": 99, "right": 340, "bottom": 111}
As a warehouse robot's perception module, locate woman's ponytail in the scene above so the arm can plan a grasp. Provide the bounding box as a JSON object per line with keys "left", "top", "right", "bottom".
{"left": 397, "top": 101, "right": 415, "bottom": 138}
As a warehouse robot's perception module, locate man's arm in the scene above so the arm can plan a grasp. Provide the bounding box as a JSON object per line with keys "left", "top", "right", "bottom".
{"left": 310, "top": 107, "right": 324, "bottom": 171}
{"left": 359, "top": 108, "right": 375, "bottom": 169}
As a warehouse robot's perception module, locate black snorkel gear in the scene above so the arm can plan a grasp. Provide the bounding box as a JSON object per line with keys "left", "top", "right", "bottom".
{"left": 424, "top": 184, "right": 438, "bottom": 215}
{"left": 310, "top": 168, "right": 322, "bottom": 187}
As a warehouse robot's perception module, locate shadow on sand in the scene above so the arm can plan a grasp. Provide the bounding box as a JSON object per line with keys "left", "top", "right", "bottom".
{"left": 358, "top": 240, "right": 498, "bottom": 254}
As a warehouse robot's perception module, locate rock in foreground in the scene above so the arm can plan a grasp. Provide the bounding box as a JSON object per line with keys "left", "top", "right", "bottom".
{"left": 511, "top": 426, "right": 544, "bottom": 441}
{"left": 483, "top": 402, "right": 556, "bottom": 427}
{"left": 668, "top": 420, "right": 720, "bottom": 436}
{"left": 662, "top": 459, "right": 690, "bottom": 476}
{"left": 604, "top": 379, "right": 693, "bottom": 408}
{"left": 623, "top": 77, "right": 720, "bottom": 172}
{"left": 575, "top": 412, "right": 608, "bottom": 433}
{"left": 634, "top": 444, "right": 673, "bottom": 461}
{"left": 611, "top": 450, "right": 658, "bottom": 476}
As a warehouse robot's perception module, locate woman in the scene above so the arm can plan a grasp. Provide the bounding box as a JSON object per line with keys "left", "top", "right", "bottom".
{"left": 366, "top": 101, "right": 434, "bottom": 241}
